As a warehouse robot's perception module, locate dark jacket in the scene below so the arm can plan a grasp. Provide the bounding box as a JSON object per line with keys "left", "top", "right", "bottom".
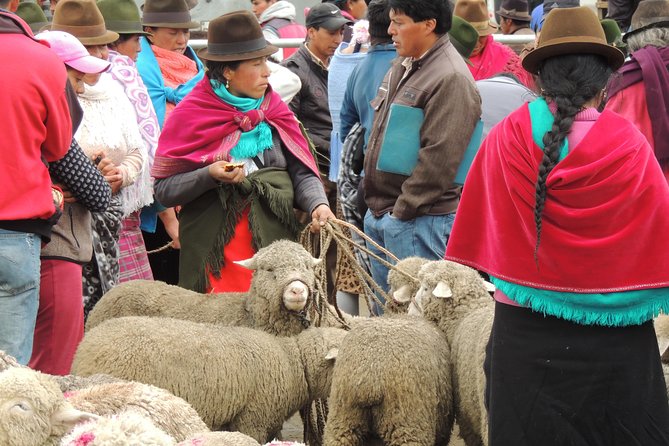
{"left": 281, "top": 44, "right": 332, "bottom": 176}
{"left": 364, "top": 34, "right": 481, "bottom": 221}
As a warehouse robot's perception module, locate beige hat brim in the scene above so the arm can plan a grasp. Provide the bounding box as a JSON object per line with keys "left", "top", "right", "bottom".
{"left": 197, "top": 44, "right": 278, "bottom": 62}
{"left": 469, "top": 19, "right": 498, "bottom": 36}
{"left": 141, "top": 20, "right": 201, "bottom": 30}
{"left": 521, "top": 38, "right": 625, "bottom": 74}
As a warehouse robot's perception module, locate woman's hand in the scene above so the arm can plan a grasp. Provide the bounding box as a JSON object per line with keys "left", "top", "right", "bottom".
{"left": 93, "top": 151, "right": 123, "bottom": 194}
{"left": 310, "top": 204, "right": 335, "bottom": 233}
{"left": 208, "top": 161, "right": 246, "bottom": 184}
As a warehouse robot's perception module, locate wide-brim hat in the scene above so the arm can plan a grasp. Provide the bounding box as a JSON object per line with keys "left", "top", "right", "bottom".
{"left": 97, "top": 0, "right": 151, "bottom": 35}
{"left": 141, "top": 0, "right": 199, "bottom": 29}
{"left": 46, "top": 0, "right": 119, "bottom": 45}
{"left": 522, "top": 6, "right": 625, "bottom": 74}
{"left": 16, "top": 2, "right": 49, "bottom": 34}
{"left": 197, "top": 11, "right": 278, "bottom": 62}
{"left": 454, "top": 0, "right": 498, "bottom": 36}
{"left": 497, "top": 0, "right": 532, "bottom": 21}
{"left": 448, "top": 16, "right": 478, "bottom": 65}
{"left": 622, "top": 0, "right": 669, "bottom": 42}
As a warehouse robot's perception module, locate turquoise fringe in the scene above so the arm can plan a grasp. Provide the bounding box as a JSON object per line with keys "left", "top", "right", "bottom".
{"left": 492, "top": 277, "right": 669, "bottom": 327}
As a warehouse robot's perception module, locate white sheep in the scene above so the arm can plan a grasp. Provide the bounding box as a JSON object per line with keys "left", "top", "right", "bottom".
{"left": 65, "top": 381, "right": 208, "bottom": 442}
{"left": 86, "top": 240, "right": 327, "bottom": 336}
{"left": 0, "top": 367, "right": 98, "bottom": 446}
{"left": 55, "top": 373, "right": 126, "bottom": 394}
{"left": 72, "top": 316, "right": 347, "bottom": 442}
{"left": 323, "top": 316, "right": 453, "bottom": 446}
{"left": 385, "top": 256, "right": 429, "bottom": 314}
{"left": 177, "top": 431, "right": 261, "bottom": 445}
{"left": 413, "top": 260, "right": 495, "bottom": 446}
{"left": 60, "top": 411, "right": 176, "bottom": 446}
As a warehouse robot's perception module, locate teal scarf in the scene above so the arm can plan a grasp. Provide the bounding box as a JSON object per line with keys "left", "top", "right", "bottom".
{"left": 211, "top": 79, "right": 274, "bottom": 159}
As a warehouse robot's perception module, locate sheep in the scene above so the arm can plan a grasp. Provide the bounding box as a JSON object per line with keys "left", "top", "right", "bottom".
{"left": 85, "top": 240, "right": 330, "bottom": 337}
{"left": 60, "top": 411, "right": 176, "bottom": 446}
{"left": 412, "top": 260, "right": 494, "bottom": 446}
{"left": 177, "top": 431, "right": 261, "bottom": 445}
{"left": 0, "top": 349, "right": 21, "bottom": 372}
{"left": 0, "top": 367, "right": 99, "bottom": 446}
{"left": 323, "top": 316, "right": 453, "bottom": 446}
{"left": 54, "top": 373, "right": 126, "bottom": 394}
{"left": 385, "top": 256, "right": 429, "bottom": 314}
{"left": 72, "top": 316, "right": 347, "bottom": 443}
{"left": 65, "top": 381, "right": 208, "bottom": 442}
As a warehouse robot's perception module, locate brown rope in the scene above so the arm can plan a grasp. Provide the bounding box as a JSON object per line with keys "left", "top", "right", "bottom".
{"left": 146, "top": 241, "right": 173, "bottom": 255}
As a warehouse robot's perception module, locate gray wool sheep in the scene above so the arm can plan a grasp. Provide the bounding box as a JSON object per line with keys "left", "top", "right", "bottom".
{"left": 60, "top": 411, "right": 176, "bottom": 446}
{"left": 177, "top": 431, "right": 261, "bottom": 445}
{"left": 85, "top": 240, "right": 325, "bottom": 337}
{"left": 0, "top": 367, "right": 98, "bottom": 446}
{"left": 65, "top": 381, "right": 208, "bottom": 442}
{"left": 72, "top": 316, "right": 347, "bottom": 442}
{"left": 323, "top": 316, "right": 453, "bottom": 446}
{"left": 54, "top": 373, "right": 126, "bottom": 394}
{"left": 385, "top": 256, "right": 430, "bottom": 314}
{"left": 414, "top": 260, "right": 494, "bottom": 446}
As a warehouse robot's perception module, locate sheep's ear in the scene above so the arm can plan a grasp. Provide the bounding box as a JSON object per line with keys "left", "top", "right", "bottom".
{"left": 432, "top": 281, "right": 453, "bottom": 299}
{"left": 483, "top": 280, "right": 496, "bottom": 292}
{"left": 392, "top": 284, "right": 412, "bottom": 303}
{"left": 234, "top": 258, "right": 257, "bottom": 270}
{"left": 324, "top": 348, "right": 338, "bottom": 361}
{"left": 407, "top": 302, "right": 422, "bottom": 316}
{"left": 51, "top": 403, "right": 98, "bottom": 433}
{"left": 311, "top": 258, "right": 323, "bottom": 268}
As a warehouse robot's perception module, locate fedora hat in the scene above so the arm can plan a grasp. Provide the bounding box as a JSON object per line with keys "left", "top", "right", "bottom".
{"left": 141, "top": 0, "right": 199, "bottom": 29}
{"left": 49, "top": 0, "right": 119, "bottom": 45}
{"left": 449, "top": 16, "right": 479, "bottom": 64}
{"left": 522, "top": 6, "right": 625, "bottom": 74}
{"left": 197, "top": 11, "right": 278, "bottom": 62}
{"left": 97, "top": 0, "right": 151, "bottom": 35}
{"left": 454, "top": 0, "right": 498, "bottom": 36}
{"left": 16, "top": 2, "right": 48, "bottom": 34}
{"left": 497, "top": 0, "right": 532, "bottom": 21}
{"left": 622, "top": 0, "right": 669, "bottom": 42}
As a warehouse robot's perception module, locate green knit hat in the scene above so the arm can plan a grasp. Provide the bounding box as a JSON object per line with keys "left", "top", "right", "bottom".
{"left": 97, "top": 0, "right": 151, "bottom": 35}
{"left": 16, "top": 2, "right": 48, "bottom": 34}
{"left": 449, "top": 15, "right": 479, "bottom": 65}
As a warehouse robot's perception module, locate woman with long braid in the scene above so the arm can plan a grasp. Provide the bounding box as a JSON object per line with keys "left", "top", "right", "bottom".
{"left": 446, "top": 7, "right": 669, "bottom": 444}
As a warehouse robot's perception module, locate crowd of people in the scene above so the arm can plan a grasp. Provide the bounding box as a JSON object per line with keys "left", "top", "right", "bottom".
{"left": 2, "top": 0, "right": 669, "bottom": 442}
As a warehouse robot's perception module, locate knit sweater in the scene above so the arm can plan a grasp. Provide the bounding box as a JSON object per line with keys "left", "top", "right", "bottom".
{"left": 75, "top": 73, "right": 153, "bottom": 218}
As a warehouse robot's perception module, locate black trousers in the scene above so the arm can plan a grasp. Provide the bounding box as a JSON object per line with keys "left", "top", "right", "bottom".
{"left": 485, "top": 302, "right": 669, "bottom": 446}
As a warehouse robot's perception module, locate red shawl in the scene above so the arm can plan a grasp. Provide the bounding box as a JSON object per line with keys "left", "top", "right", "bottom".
{"left": 445, "top": 104, "right": 669, "bottom": 292}
{"left": 469, "top": 35, "right": 535, "bottom": 89}
{"left": 152, "top": 77, "right": 319, "bottom": 178}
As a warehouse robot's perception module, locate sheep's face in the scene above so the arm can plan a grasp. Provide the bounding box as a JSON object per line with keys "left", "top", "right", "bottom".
{"left": 235, "top": 240, "right": 322, "bottom": 313}
{"left": 0, "top": 369, "right": 96, "bottom": 446}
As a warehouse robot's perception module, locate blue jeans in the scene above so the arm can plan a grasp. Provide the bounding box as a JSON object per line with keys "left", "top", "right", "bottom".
{"left": 0, "top": 229, "right": 41, "bottom": 364}
{"left": 363, "top": 211, "right": 455, "bottom": 314}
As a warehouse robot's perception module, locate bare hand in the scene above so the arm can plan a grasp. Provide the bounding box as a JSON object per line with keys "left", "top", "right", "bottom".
{"left": 310, "top": 204, "right": 335, "bottom": 233}
{"left": 208, "top": 161, "right": 246, "bottom": 184}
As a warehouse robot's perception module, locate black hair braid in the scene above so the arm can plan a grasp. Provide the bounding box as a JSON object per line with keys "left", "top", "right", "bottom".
{"left": 532, "top": 54, "right": 612, "bottom": 265}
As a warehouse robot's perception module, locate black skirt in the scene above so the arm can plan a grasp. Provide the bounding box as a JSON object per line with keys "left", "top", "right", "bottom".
{"left": 484, "top": 301, "right": 669, "bottom": 446}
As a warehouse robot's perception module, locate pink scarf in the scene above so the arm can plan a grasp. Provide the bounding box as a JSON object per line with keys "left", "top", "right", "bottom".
{"left": 152, "top": 77, "right": 319, "bottom": 178}
{"left": 469, "top": 35, "right": 534, "bottom": 89}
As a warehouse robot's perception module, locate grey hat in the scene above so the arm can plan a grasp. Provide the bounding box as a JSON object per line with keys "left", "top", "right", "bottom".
{"left": 623, "top": 0, "right": 669, "bottom": 42}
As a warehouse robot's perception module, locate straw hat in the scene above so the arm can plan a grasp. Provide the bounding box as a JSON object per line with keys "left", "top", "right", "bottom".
{"left": 197, "top": 10, "right": 278, "bottom": 62}
{"left": 141, "top": 0, "right": 199, "bottom": 29}
{"left": 622, "top": 0, "right": 669, "bottom": 42}
{"left": 454, "top": 0, "right": 498, "bottom": 36}
{"left": 521, "top": 6, "right": 625, "bottom": 74}
{"left": 97, "top": 0, "right": 151, "bottom": 35}
{"left": 49, "top": 0, "right": 119, "bottom": 45}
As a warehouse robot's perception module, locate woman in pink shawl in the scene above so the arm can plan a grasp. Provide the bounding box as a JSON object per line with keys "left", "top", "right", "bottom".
{"left": 454, "top": 0, "right": 534, "bottom": 88}
{"left": 152, "top": 11, "right": 334, "bottom": 293}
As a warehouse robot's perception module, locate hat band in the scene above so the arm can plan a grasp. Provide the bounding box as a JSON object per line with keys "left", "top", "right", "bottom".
{"left": 206, "top": 37, "right": 267, "bottom": 55}
{"left": 469, "top": 19, "right": 493, "bottom": 31}
{"left": 499, "top": 7, "right": 530, "bottom": 17}
{"left": 52, "top": 22, "right": 108, "bottom": 38}
{"left": 105, "top": 19, "right": 144, "bottom": 33}
{"left": 142, "top": 10, "right": 193, "bottom": 25}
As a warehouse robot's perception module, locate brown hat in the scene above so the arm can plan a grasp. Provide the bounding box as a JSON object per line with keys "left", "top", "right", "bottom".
{"left": 197, "top": 11, "right": 278, "bottom": 62}
{"left": 454, "top": 0, "right": 498, "bottom": 36}
{"left": 48, "top": 0, "right": 119, "bottom": 45}
{"left": 522, "top": 6, "right": 625, "bottom": 74}
{"left": 622, "top": 0, "right": 669, "bottom": 42}
{"left": 141, "top": 0, "right": 199, "bottom": 29}
{"left": 497, "top": 0, "right": 532, "bottom": 22}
